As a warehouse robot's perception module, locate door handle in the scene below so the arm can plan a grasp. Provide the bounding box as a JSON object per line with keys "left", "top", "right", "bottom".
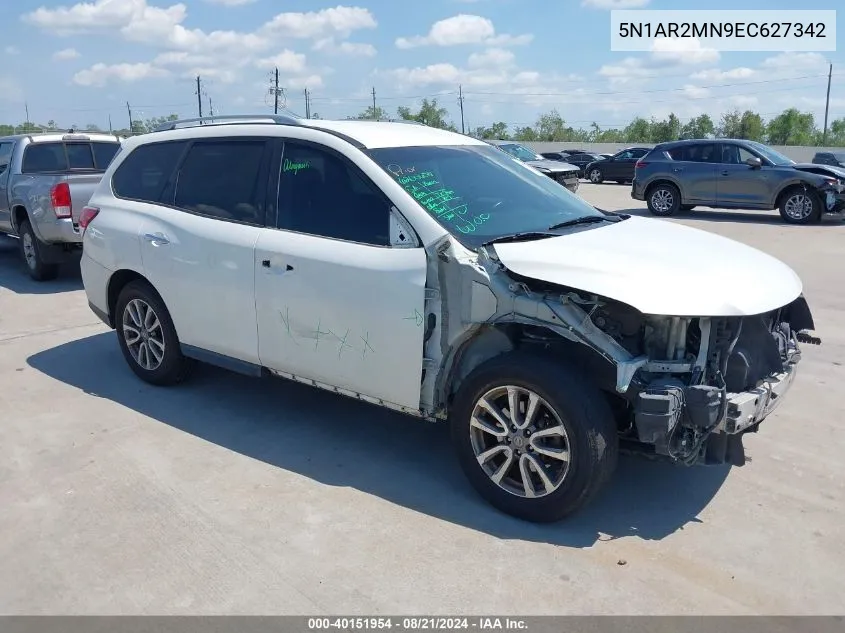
{"left": 261, "top": 259, "right": 294, "bottom": 272}
{"left": 672, "top": 168, "right": 684, "bottom": 172}
{"left": 721, "top": 170, "right": 730, "bottom": 176}
{"left": 143, "top": 233, "right": 169, "bottom": 245}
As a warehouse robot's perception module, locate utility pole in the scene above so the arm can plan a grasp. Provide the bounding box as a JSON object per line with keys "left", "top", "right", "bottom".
{"left": 209, "top": 95, "right": 214, "bottom": 117}
{"left": 126, "top": 101, "right": 133, "bottom": 133}
{"left": 372, "top": 86, "right": 377, "bottom": 120}
{"left": 109, "top": 115, "right": 113, "bottom": 133}
{"left": 304, "top": 88, "right": 311, "bottom": 119}
{"left": 823, "top": 63, "right": 833, "bottom": 145}
{"left": 274, "top": 68, "right": 280, "bottom": 114}
{"left": 24, "top": 102, "right": 30, "bottom": 125}
{"left": 458, "top": 85, "right": 465, "bottom": 135}
{"left": 196, "top": 75, "right": 203, "bottom": 119}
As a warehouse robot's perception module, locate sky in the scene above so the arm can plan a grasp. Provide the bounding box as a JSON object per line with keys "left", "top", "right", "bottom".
{"left": 0, "top": 0, "right": 843, "bottom": 132}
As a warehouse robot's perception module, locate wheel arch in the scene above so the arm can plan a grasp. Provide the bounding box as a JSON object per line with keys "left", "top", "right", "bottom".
{"left": 11, "top": 205, "right": 29, "bottom": 234}
{"left": 774, "top": 181, "right": 818, "bottom": 210}
{"left": 644, "top": 178, "right": 684, "bottom": 203}
{"left": 106, "top": 269, "right": 155, "bottom": 329}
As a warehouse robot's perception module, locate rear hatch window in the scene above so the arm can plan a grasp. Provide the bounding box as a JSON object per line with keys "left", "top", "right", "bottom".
{"left": 22, "top": 141, "right": 121, "bottom": 173}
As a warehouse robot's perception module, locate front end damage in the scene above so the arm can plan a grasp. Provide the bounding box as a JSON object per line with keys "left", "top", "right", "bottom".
{"left": 422, "top": 236, "right": 819, "bottom": 468}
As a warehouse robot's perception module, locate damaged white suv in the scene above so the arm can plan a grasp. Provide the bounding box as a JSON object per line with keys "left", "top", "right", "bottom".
{"left": 80, "top": 114, "right": 820, "bottom": 523}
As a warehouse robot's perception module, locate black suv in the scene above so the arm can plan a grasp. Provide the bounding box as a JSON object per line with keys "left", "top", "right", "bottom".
{"left": 813, "top": 151, "right": 845, "bottom": 167}
{"left": 584, "top": 147, "right": 650, "bottom": 184}
{"left": 632, "top": 139, "right": 845, "bottom": 224}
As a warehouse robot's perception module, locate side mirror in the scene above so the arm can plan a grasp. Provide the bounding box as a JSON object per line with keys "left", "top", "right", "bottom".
{"left": 746, "top": 156, "right": 763, "bottom": 169}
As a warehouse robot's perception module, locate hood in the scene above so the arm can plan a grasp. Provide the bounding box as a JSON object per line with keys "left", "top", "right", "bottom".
{"left": 526, "top": 159, "right": 578, "bottom": 172}
{"left": 793, "top": 162, "right": 845, "bottom": 179}
{"left": 492, "top": 215, "right": 803, "bottom": 317}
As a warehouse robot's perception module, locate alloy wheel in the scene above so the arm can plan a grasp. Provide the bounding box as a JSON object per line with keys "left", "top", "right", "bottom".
{"left": 469, "top": 385, "right": 571, "bottom": 498}
{"left": 651, "top": 188, "right": 674, "bottom": 213}
{"left": 784, "top": 193, "right": 814, "bottom": 220}
{"left": 122, "top": 298, "right": 166, "bottom": 371}
{"left": 589, "top": 169, "right": 602, "bottom": 183}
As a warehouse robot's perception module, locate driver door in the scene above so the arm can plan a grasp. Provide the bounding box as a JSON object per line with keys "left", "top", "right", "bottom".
{"left": 254, "top": 140, "right": 428, "bottom": 411}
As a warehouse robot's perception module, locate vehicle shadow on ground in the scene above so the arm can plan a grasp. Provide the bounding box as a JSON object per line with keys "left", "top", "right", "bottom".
{"left": 0, "top": 238, "right": 82, "bottom": 295}
{"left": 28, "top": 332, "right": 731, "bottom": 548}
{"left": 616, "top": 206, "right": 845, "bottom": 227}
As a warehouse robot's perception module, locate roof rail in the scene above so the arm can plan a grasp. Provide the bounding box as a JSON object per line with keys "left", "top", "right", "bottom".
{"left": 153, "top": 113, "right": 301, "bottom": 132}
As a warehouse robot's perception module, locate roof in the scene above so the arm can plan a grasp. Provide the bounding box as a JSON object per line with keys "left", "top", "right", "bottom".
{"left": 139, "top": 115, "right": 488, "bottom": 150}
{"left": 0, "top": 131, "right": 121, "bottom": 143}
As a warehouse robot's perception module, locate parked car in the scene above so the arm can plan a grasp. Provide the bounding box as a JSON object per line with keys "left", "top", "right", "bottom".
{"left": 80, "top": 114, "right": 819, "bottom": 523}
{"left": 487, "top": 141, "right": 580, "bottom": 193}
{"left": 584, "top": 147, "right": 651, "bottom": 184}
{"left": 541, "top": 149, "right": 589, "bottom": 161}
{"left": 558, "top": 152, "right": 604, "bottom": 178}
{"left": 632, "top": 139, "right": 845, "bottom": 224}
{"left": 812, "top": 151, "right": 845, "bottom": 167}
{"left": 0, "top": 131, "right": 122, "bottom": 280}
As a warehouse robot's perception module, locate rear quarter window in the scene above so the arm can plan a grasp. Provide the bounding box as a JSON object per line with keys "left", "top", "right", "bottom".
{"left": 112, "top": 141, "right": 188, "bottom": 203}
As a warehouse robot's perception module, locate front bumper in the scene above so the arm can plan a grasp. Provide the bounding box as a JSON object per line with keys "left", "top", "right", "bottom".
{"left": 822, "top": 188, "right": 845, "bottom": 214}
{"left": 546, "top": 171, "right": 580, "bottom": 193}
{"left": 723, "top": 360, "right": 798, "bottom": 434}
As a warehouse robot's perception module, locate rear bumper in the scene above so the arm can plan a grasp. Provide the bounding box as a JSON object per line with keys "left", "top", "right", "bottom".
{"left": 33, "top": 216, "right": 82, "bottom": 245}
{"left": 631, "top": 179, "right": 645, "bottom": 200}
{"left": 81, "top": 252, "right": 113, "bottom": 328}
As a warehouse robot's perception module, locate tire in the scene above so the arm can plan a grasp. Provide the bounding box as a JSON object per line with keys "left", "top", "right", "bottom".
{"left": 778, "top": 187, "right": 822, "bottom": 225}
{"left": 588, "top": 168, "right": 604, "bottom": 184}
{"left": 647, "top": 183, "right": 682, "bottom": 217}
{"left": 18, "top": 220, "right": 59, "bottom": 281}
{"left": 450, "top": 352, "right": 618, "bottom": 523}
{"left": 114, "top": 280, "right": 195, "bottom": 386}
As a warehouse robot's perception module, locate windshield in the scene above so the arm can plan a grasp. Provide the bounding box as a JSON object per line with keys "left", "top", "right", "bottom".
{"left": 496, "top": 143, "right": 541, "bottom": 162}
{"left": 834, "top": 152, "right": 845, "bottom": 162}
{"left": 368, "top": 144, "right": 605, "bottom": 249}
{"left": 746, "top": 141, "right": 795, "bottom": 166}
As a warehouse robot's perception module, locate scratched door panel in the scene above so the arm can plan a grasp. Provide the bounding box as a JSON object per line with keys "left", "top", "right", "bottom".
{"left": 254, "top": 229, "right": 427, "bottom": 411}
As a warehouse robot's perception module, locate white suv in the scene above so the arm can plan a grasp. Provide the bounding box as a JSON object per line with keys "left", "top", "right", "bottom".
{"left": 80, "top": 114, "right": 819, "bottom": 522}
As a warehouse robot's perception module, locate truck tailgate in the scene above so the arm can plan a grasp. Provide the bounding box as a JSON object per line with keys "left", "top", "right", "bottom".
{"left": 65, "top": 173, "right": 105, "bottom": 224}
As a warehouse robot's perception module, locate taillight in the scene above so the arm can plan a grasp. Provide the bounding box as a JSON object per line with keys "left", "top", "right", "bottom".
{"left": 635, "top": 160, "right": 648, "bottom": 169}
{"left": 79, "top": 206, "right": 99, "bottom": 231}
{"left": 50, "top": 182, "right": 72, "bottom": 218}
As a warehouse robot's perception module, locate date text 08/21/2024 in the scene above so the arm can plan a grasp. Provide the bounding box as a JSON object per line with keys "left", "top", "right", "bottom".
{"left": 307, "top": 617, "right": 528, "bottom": 630}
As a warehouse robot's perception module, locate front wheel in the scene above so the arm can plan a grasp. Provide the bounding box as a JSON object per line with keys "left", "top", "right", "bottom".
{"left": 647, "top": 183, "right": 682, "bottom": 216}
{"left": 450, "top": 352, "right": 618, "bottom": 523}
{"left": 588, "top": 168, "right": 604, "bottom": 184}
{"left": 779, "top": 188, "right": 822, "bottom": 224}
{"left": 18, "top": 220, "right": 59, "bottom": 281}
{"left": 114, "top": 280, "right": 195, "bottom": 386}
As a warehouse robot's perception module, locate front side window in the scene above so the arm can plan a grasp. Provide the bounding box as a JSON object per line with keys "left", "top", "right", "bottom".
{"left": 277, "top": 142, "right": 393, "bottom": 246}
{"left": 745, "top": 141, "right": 794, "bottom": 166}
{"left": 369, "top": 144, "right": 605, "bottom": 249}
{"left": 720, "top": 144, "right": 757, "bottom": 165}
{"left": 174, "top": 140, "right": 267, "bottom": 225}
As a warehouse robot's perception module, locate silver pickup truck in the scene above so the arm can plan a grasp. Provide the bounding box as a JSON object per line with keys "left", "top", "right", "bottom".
{"left": 0, "top": 131, "right": 122, "bottom": 280}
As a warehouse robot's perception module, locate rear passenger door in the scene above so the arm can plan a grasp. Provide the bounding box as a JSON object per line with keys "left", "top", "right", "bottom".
{"left": 666, "top": 143, "right": 719, "bottom": 203}
{"left": 128, "top": 137, "right": 272, "bottom": 365}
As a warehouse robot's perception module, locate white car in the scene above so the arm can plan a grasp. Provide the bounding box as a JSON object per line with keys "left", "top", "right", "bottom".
{"left": 79, "top": 114, "right": 820, "bottom": 523}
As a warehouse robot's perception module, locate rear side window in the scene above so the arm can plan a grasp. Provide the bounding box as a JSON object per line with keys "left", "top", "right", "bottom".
{"left": 112, "top": 141, "right": 187, "bottom": 203}
{"left": 173, "top": 140, "right": 268, "bottom": 225}
{"left": 0, "top": 142, "right": 13, "bottom": 174}
{"left": 667, "top": 144, "right": 718, "bottom": 163}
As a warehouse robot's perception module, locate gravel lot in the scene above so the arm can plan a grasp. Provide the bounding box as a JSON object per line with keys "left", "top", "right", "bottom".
{"left": 1, "top": 182, "right": 843, "bottom": 615}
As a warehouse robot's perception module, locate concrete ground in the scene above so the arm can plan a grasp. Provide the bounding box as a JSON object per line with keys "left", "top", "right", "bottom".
{"left": 1, "top": 185, "right": 843, "bottom": 615}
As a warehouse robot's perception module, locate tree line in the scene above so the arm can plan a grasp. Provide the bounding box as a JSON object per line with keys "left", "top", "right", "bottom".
{"left": 4, "top": 100, "right": 844, "bottom": 147}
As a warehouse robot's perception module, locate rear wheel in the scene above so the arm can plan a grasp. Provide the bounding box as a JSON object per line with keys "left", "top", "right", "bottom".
{"left": 588, "top": 168, "right": 604, "bottom": 184}
{"left": 450, "top": 352, "right": 618, "bottom": 523}
{"left": 115, "top": 280, "right": 195, "bottom": 386}
{"left": 779, "top": 187, "right": 822, "bottom": 224}
{"left": 647, "top": 183, "right": 681, "bottom": 217}
{"left": 18, "top": 220, "right": 59, "bottom": 281}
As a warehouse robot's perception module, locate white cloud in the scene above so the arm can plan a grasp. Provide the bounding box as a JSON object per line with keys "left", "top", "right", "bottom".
{"left": 53, "top": 48, "right": 81, "bottom": 61}
{"left": 690, "top": 67, "right": 755, "bottom": 82}
{"left": 395, "top": 14, "right": 531, "bottom": 49}
{"left": 649, "top": 37, "right": 720, "bottom": 65}
{"left": 467, "top": 48, "right": 515, "bottom": 68}
{"left": 681, "top": 84, "right": 710, "bottom": 99}
{"left": 312, "top": 38, "right": 376, "bottom": 57}
{"left": 260, "top": 6, "right": 377, "bottom": 40}
{"left": 255, "top": 50, "right": 308, "bottom": 73}
{"left": 762, "top": 52, "right": 829, "bottom": 70}
{"left": 599, "top": 37, "right": 719, "bottom": 86}
{"left": 285, "top": 75, "right": 324, "bottom": 90}
{"left": 72, "top": 62, "right": 169, "bottom": 87}
{"left": 581, "top": 0, "right": 650, "bottom": 8}
{"left": 5, "top": 46, "right": 20, "bottom": 55}
{"left": 22, "top": 0, "right": 187, "bottom": 36}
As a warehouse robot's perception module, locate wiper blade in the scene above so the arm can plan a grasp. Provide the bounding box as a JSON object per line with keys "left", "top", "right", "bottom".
{"left": 547, "top": 215, "right": 617, "bottom": 231}
{"left": 481, "top": 232, "right": 558, "bottom": 247}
